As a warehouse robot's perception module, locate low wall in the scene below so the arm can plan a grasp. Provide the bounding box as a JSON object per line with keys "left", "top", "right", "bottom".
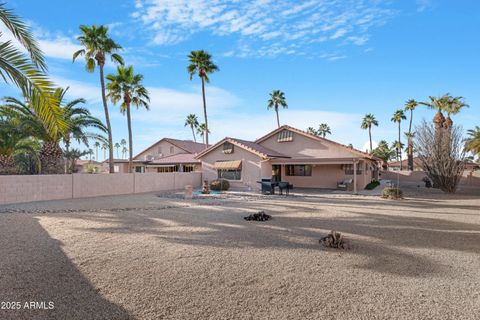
{"left": 380, "top": 170, "right": 480, "bottom": 187}
{"left": 0, "top": 172, "right": 202, "bottom": 205}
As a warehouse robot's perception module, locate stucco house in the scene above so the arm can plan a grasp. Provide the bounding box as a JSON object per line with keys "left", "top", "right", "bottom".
{"left": 196, "top": 125, "right": 380, "bottom": 192}
{"left": 105, "top": 138, "right": 206, "bottom": 173}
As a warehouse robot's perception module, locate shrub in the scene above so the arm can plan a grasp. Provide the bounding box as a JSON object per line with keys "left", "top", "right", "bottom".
{"left": 365, "top": 180, "right": 380, "bottom": 190}
{"left": 381, "top": 187, "right": 403, "bottom": 199}
{"left": 210, "top": 179, "right": 230, "bottom": 191}
{"left": 84, "top": 163, "right": 97, "bottom": 174}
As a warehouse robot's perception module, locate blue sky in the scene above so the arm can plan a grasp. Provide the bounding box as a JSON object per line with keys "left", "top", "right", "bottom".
{"left": 2, "top": 0, "right": 479, "bottom": 159}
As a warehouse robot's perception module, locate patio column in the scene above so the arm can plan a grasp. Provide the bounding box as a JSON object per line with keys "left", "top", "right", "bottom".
{"left": 353, "top": 160, "right": 358, "bottom": 194}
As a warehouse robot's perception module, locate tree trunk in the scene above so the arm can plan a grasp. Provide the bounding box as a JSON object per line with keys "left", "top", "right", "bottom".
{"left": 39, "top": 141, "right": 64, "bottom": 174}
{"left": 368, "top": 126, "right": 372, "bottom": 152}
{"left": 275, "top": 105, "right": 280, "bottom": 127}
{"left": 99, "top": 64, "right": 115, "bottom": 173}
{"left": 191, "top": 125, "right": 196, "bottom": 142}
{"left": 407, "top": 109, "right": 414, "bottom": 171}
{"left": 201, "top": 76, "right": 209, "bottom": 147}
{"left": 398, "top": 123, "right": 402, "bottom": 170}
{"left": 126, "top": 103, "right": 133, "bottom": 174}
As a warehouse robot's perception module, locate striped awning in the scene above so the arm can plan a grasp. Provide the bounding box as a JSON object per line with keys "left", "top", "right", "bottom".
{"left": 214, "top": 160, "right": 242, "bottom": 170}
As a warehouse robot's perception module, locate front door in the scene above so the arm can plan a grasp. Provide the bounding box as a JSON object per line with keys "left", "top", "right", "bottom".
{"left": 272, "top": 165, "right": 282, "bottom": 182}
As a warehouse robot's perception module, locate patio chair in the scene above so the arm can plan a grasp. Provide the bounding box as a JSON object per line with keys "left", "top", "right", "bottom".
{"left": 278, "top": 181, "right": 293, "bottom": 195}
{"left": 337, "top": 179, "right": 353, "bottom": 191}
{"left": 259, "top": 178, "right": 275, "bottom": 194}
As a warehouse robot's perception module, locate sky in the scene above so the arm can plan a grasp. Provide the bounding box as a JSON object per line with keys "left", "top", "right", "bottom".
{"left": 1, "top": 0, "right": 479, "bottom": 160}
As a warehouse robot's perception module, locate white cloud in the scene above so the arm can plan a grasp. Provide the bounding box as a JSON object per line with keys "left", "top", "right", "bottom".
{"left": 133, "top": 0, "right": 394, "bottom": 58}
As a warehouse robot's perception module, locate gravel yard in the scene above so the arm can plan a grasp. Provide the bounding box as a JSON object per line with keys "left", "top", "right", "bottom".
{"left": 1, "top": 187, "right": 479, "bottom": 320}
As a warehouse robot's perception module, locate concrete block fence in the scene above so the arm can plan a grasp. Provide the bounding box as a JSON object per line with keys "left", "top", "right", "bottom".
{"left": 0, "top": 172, "right": 202, "bottom": 205}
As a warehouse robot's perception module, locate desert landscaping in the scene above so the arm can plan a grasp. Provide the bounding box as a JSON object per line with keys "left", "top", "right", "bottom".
{"left": 1, "top": 185, "right": 479, "bottom": 320}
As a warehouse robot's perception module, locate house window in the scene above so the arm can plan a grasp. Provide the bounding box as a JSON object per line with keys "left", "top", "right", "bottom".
{"left": 183, "top": 165, "right": 195, "bottom": 172}
{"left": 114, "top": 165, "right": 120, "bottom": 173}
{"left": 285, "top": 165, "right": 312, "bottom": 176}
{"left": 157, "top": 165, "right": 178, "bottom": 173}
{"left": 278, "top": 130, "right": 293, "bottom": 142}
{"left": 135, "top": 166, "right": 144, "bottom": 173}
{"left": 170, "top": 146, "right": 174, "bottom": 154}
{"left": 218, "top": 169, "right": 241, "bottom": 180}
{"left": 222, "top": 142, "right": 234, "bottom": 154}
{"left": 343, "top": 164, "right": 363, "bottom": 175}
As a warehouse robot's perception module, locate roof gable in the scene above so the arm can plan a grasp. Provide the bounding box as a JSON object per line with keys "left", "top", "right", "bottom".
{"left": 255, "top": 125, "right": 381, "bottom": 161}
{"left": 196, "top": 137, "right": 289, "bottom": 159}
{"left": 134, "top": 138, "right": 207, "bottom": 159}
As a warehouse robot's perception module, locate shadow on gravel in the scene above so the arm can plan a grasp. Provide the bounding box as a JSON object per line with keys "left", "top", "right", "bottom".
{"left": 0, "top": 214, "right": 133, "bottom": 320}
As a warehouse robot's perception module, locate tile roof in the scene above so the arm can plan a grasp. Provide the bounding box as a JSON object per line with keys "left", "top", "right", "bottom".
{"left": 149, "top": 153, "right": 200, "bottom": 164}
{"left": 196, "top": 137, "right": 290, "bottom": 159}
{"left": 163, "top": 138, "right": 207, "bottom": 154}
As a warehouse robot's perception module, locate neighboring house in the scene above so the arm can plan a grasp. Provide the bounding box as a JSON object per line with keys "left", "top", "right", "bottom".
{"left": 196, "top": 125, "right": 380, "bottom": 192}
{"left": 75, "top": 160, "right": 102, "bottom": 173}
{"left": 387, "top": 157, "right": 480, "bottom": 172}
{"left": 105, "top": 138, "right": 206, "bottom": 173}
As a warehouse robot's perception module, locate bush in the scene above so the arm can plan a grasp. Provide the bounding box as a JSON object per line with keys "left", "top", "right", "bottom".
{"left": 365, "top": 180, "right": 380, "bottom": 190}
{"left": 210, "top": 179, "right": 230, "bottom": 191}
{"left": 381, "top": 187, "right": 403, "bottom": 199}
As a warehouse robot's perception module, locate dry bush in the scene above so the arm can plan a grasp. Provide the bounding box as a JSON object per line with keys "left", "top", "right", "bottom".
{"left": 320, "top": 230, "right": 349, "bottom": 249}
{"left": 414, "top": 121, "right": 465, "bottom": 193}
{"left": 381, "top": 187, "right": 403, "bottom": 199}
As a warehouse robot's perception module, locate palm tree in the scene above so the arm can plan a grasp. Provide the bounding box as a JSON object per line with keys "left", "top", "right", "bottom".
{"left": 101, "top": 142, "right": 108, "bottom": 160}
{"left": 120, "top": 138, "right": 127, "bottom": 158}
{"left": 360, "top": 113, "right": 378, "bottom": 153}
{"left": 196, "top": 123, "right": 210, "bottom": 145}
{"left": 1, "top": 88, "right": 72, "bottom": 174}
{"left": 443, "top": 95, "right": 468, "bottom": 128}
{"left": 106, "top": 65, "right": 150, "bottom": 173}
{"left": 0, "top": 119, "right": 29, "bottom": 174}
{"left": 64, "top": 148, "right": 88, "bottom": 173}
{"left": 88, "top": 148, "right": 93, "bottom": 161}
{"left": 465, "top": 126, "right": 480, "bottom": 156}
{"left": 318, "top": 123, "right": 331, "bottom": 138}
{"left": 404, "top": 99, "right": 418, "bottom": 171}
{"left": 0, "top": 3, "right": 63, "bottom": 128}
{"left": 306, "top": 127, "right": 318, "bottom": 136}
{"left": 420, "top": 94, "right": 450, "bottom": 129}
{"left": 267, "top": 90, "right": 287, "bottom": 128}
{"left": 114, "top": 142, "right": 120, "bottom": 158}
{"left": 73, "top": 25, "right": 124, "bottom": 173}
{"left": 187, "top": 50, "right": 218, "bottom": 147}
{"left": 93, "top": 141, "right": 100, "bottom": 161}
{"left": 372, "top": 140, "right": 397, "bottom": 169}
{"left": 185, "top": 114, "right": 199, "bottom": 142}
{"left": 391, "top": 110, "right": 407, "bottom": 169}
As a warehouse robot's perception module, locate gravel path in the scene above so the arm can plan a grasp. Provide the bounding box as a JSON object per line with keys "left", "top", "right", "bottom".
{"left": 1, "top": 188, "right": 479, "bottom": 319}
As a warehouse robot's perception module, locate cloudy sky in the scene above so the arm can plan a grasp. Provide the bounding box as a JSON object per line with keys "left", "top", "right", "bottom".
{"left": 1, "top": 0, "right": 479, "bottom": 159}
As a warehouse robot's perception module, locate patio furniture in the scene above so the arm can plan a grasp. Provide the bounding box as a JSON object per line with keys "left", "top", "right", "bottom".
{"left": 278, "top": 181, "right": 293, "bottom": 195}
{"left": 258, "top": 178, "right": 275, "bottom": 194}
{"left": 337, "top": 179, "right": 353, "bottom": 191}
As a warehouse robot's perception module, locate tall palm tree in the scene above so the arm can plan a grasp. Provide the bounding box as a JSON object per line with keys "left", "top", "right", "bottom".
{"left": 267, "top": 90, "right": 287, "bottom": 128}
{"left": 114, "top": 142, "right": 120, "bottom": 158}
{"left": 372, "top": 140, "right": 397, "bottom": 169}
{"left": 465, "top": 126, "right": 480, "bottom": 156}
{"left": 101, "top": 142, "right": 108, "bottom": 160}
{"left": 404, "top": 99, "right": 418, "bottom": 171}
{"left": 196, "top": 123, "right": 210, "bottom": 145}
{"left": 0, "top": 119, "right": 29, "bottom": 174}
{"left": 120, "top": 138, "right": 127, "bottom": 158}
{"left": 391, "top": 140, "right": 405, "bottom": 164}
{"left": 106, "top": 65, "right": 150, "bottom": 173}
{"left": 360, "top": 113, "right": 378, "bottom": 152}
{"left": 391, "top": 110, "right": 407, "bottom": 170}
{"left": 93, "top": 141, "right": 100, "bottom": 161}
{"left": 73, "top": 25, "right": 124, "bottom": 173}
{"left": 318, "top": 123, "right": 331, "bottom": 138}
{"left": 187, "top": 50, "right": 218, "bottom": 147}
{"left": 306, "top": 127, "right": 318, "bottom": 136}
{"left": 420, "top": 94, "right": 450, "bottom": 129}
{"left": 443, "top": 95, "right": 468, "bottom": 128}
{"left": 185, "top": 114, "right": 199, "bottom": 142}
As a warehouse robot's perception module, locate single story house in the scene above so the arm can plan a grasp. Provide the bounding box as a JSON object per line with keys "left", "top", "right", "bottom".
{"left": 196, "top": 125, "right": 380, "bottom": 192}
{"left": 104, "top": 138, "right": 207, "bottom": 173}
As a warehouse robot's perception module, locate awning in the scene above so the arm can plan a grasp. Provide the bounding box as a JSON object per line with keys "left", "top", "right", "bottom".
{"left": 214, "top": 160, "right": 242, "bottom": 170}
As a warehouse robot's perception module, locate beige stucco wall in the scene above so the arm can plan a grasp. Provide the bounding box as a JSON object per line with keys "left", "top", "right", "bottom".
{"left": 258, "top": 132, "right": 362, "bottom": 159}
{"left": 135, "top": 140, "right": 184, "bottom": 161}
{"left": 280, "top": 164, "right": 344, "bottom": 188}
{"left": 0, "top": 175, "right": 72, "bottom": 204}
{"left": 0, "top": 172, "right": 203, "bottom": 205}
{"left": 380, "top": 170, "right": 480, "bottom": 187}
{"left": 200, "top": 144, "right": 264, "bottom": 191}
